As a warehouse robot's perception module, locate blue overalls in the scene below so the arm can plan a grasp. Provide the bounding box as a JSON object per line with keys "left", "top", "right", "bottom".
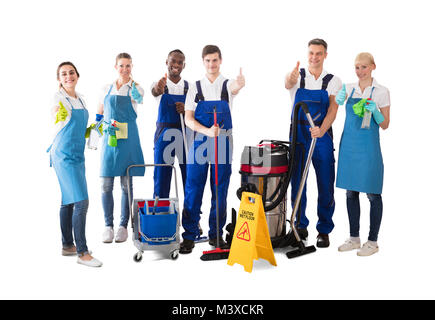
{"left": 336, "top": 87, "right": 384, "bottom": 194}
{"left": 153, "top": 81, "right": 188, "bottom": 198}
{"left": 100, "top": 85, "right": 145, "bottom": 177}
{"left": 182, "top": 80, "right": 233, "bottom": 240}
{"left": 48, "top": 97, "right": 88, "bottom": 205}
{"left": 290, "top": 68, "right": 335, "bottom": 234}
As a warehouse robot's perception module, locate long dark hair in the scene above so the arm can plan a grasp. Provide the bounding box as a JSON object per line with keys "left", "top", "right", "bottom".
{"left": 57, "top": 61, "right": 80, "bottom": 89}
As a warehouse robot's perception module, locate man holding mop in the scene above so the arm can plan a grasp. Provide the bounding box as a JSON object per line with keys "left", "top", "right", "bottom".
{"left": 151, "top": 49, "right": 190, "bottom": 199}
{"left": 180, "top": 45, "right": 245, "bottom": 254}
{"left": 284, "top": 38, "right": 342, "bottom": 248}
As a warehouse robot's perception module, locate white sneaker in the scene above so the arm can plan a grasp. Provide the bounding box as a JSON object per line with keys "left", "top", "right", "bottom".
{"left": 115, "top": 226, "right": 128, "bottom": 243}
{"left": 102, "top": 226, "right": 114, "bottom": 243}
{"left": 357, "top": 241, "right": 379, "bottom": 256}
{"left": 77, "top": 256, "right": 103, "bottom": 268}
{"left": 338, "top": 238, "right": 361, "bottom": 252}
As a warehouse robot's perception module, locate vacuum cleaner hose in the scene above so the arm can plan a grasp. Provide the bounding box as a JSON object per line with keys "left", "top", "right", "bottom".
{"left": 263, "top": 101, "right": 307, "bottom": 212}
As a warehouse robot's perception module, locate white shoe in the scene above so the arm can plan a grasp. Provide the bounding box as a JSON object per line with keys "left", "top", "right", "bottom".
{"left": 338, "top": 238, "right": 361, "bottom": 252}
{"left": 115, "top": 226, "right": 128, "bottom": 243}
{"left": 102, "top": 226, "right": 114, "bottom": 243}
{"left": 357, "top": 241, "right": 379, "bottom": 256}
{"left": 77, "top": 256, "right": 103, "bottom": 268}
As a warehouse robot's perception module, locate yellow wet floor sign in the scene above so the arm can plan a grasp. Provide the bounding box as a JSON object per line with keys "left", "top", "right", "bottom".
{"left": 227, "top": 192, "right": 277, "bottom": 273}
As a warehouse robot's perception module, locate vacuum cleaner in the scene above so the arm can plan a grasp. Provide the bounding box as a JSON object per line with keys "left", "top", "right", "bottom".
{"left": 226, "top": 102, "right": 317, "bottom": 258}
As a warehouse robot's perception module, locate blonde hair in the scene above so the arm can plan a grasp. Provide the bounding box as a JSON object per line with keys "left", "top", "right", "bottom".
{"left": 115, "top": 52, "right": 139, "bottom": 85}
{"left": 355, "top": 52, "right": 375, "bottom": 65}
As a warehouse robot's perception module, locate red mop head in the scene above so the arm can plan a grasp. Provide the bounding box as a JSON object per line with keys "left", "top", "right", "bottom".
{"left": 200, "top": 248, "right": 230, "bottom": 261}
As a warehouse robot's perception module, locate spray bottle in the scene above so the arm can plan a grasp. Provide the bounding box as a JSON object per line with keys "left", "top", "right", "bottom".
{"left": 87, "top": 114, "right": 104, "bottom": 150}
{"left": 108, "top": 120, "right": 118, "bottom": 147}
{"left": 361, "top": 98, "right": 372, "bottom": 130}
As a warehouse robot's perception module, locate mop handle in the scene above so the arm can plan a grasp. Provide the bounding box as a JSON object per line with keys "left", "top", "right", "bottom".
{"left": 290, "top": 105, "right": 317, "bottom": 242}
{"left": 180, "top": 114, "right": 189, "bottom": 159}
{"left": 213, "top": 106, "right": 220, "bottom": 247}
{"left": 214, "top": 108, "right": 218, "bottom": 186}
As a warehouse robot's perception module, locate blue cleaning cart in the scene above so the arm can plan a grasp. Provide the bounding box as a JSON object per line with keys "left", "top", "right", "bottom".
{"left": 127, "top": 164, "right": 180, "bottom": 262}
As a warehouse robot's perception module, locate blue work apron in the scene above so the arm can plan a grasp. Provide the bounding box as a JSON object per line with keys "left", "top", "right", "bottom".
{"left": 289, "top": 69, "right": 335, "bottom": 234}
{"left": 153, "top": 82, "right": 188, "bottom": 198}
{"left": 336, "top": 87, "right": 384, "bottom": 194}
{"left": 100, "top": 85, "right": 145, "bottom": 177}
{"left": 182, "top": 79, "right": 233, "bottom": 241}
{"left": 48, "top": 97, "right": 88, "bottom": 205}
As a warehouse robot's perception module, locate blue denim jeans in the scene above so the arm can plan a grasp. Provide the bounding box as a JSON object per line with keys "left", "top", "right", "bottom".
{"left": 346, "top": 190, "right": 383, "bottom": 241}
{"left": 101, "top": 176, "right": 132, "bottom": 228}
{"left": 60, "top": 199, "right": 89, "bottom": 255}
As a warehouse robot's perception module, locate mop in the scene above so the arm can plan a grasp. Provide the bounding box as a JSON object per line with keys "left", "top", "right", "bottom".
{"left": 200, "top": 106, "right": 230, "bottom": 261}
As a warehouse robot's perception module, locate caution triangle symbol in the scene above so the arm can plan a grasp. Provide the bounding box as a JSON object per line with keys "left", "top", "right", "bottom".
{"left": 236, "top": 221, "right": 251, "bottom": 242}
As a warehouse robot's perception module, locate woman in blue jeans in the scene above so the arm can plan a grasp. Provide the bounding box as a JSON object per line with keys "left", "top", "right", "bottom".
{"left": 49, "top": 62, "right": 102, "bottom": 267}
{"left": 96, "top": 53, "right": 145, "bottom": 243}
{"left": 334, "top": 52, "right": 390, "bottom": 256}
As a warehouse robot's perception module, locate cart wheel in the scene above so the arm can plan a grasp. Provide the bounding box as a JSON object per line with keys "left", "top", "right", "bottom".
{"left": 133, "top": 252, "right": 143, "bottom": 262}
{"left": 170, "top": 250, "right": 179, "bottom": 260}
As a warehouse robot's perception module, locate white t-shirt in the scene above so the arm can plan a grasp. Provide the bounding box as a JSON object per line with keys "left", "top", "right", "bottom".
{"left": 345, "top": 78, "right": 390, "bottom": 109}
{"left": 151, "top": 77, "right": 191, "bottom": 105}
{"left": 51, "top": 87, "right": 86, "bottom": 137}
{"left": 185, "top": 74, "right": 236, "bottom": 112}
{"left": 288, "top": 68, "right": 342, "bottom": 104}
{"left": 99, "top": 79, "right": 144, "bottom": 114}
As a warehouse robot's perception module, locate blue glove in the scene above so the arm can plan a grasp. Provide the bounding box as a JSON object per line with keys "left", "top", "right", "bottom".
{"left": 131, "top": 82, "right": 143, "bottom": 104}
{"left": 335, "top": 84, "right": 347, "bottom": 105}
{"left": 364, "top": 100, "right": 384, "bottom": 124}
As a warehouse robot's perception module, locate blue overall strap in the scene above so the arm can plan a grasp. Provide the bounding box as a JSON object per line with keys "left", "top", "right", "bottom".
{"left": 300, "top": 68, "right": 306, "bottom": 89}
{"left": 184, "top": 80, "right": 189, "bottom": 96}
{"left": 194, "top": 80, "right": 204, "bottom": 103}
{"left": 221, "top": 79, "right": 229, "bottom": 103}
{"left": 163, "top": 81, "right": 188, "bottom": 95}
{"left": 321, "top": 74, "right": 334, "bottom": 90}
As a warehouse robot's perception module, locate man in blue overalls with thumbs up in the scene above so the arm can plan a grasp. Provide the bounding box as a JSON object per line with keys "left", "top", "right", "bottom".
{"left": 285, "top": 39, "right": 342, "bottom": 248}
{"left": 180, "top": 45, "right": 245, "bottom": 254}
{"left": 151, "top": 49, "right": 190, "bottom": 199}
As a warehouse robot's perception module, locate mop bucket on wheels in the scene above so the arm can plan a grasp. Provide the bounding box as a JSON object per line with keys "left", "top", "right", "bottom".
{"left": 127, "top": 164, "right": 180, "bottom": 262}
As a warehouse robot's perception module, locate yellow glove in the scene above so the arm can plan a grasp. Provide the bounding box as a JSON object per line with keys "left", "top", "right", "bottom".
{"left": 55, "top": 101, "right": 68, "bottom": 124}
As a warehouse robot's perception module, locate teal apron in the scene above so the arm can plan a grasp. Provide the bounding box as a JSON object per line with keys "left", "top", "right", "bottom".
{"left": 100, "top": 85, "right": 145, "bottom": 177}
{"left": 336, "top": 87, "right": 384, "bottom": 194}
{"left": 48, "top": 97, "right": 88, "bottom": 205}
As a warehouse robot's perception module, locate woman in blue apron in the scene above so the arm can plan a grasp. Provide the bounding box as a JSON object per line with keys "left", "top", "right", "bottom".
{"left": 49, "top": 62, "right": 102, "bottom": 267}
{"left": 96, "top": 53, "right": 145, "bottom": 244}
{"left": 335, "top": 53, "right": 390, "bottom": 256}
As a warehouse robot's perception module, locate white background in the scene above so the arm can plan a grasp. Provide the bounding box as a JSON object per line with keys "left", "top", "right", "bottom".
{"left": 0, "top": 0, "right": 433, "bottom": 300}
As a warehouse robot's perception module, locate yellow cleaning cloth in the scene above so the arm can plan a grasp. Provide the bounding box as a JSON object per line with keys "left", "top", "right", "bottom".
{"left": 115, "top": 122, "right": 128, "bottom": 139}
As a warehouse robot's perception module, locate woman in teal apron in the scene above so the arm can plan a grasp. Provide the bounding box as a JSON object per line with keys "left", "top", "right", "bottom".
{"left": 96, "top": 53, "right": 145, "bottom": 244}
{"left": 49, "top": 62, "right": 102, "bottom": 267}
{"left": 335, "top": 53, "right": 390, "bottom": 256}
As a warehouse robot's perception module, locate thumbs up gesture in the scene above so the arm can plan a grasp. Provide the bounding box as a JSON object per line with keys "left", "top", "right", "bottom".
{"left": 153, "top": 73, "right": 168, "bottom": 96}
{"left": 285, "top": 61, "right": 300, "bottom": 89}
{"left": 55, "top": 101, "right": 68, "bottom": 124}
{"left": 335, "top": 84, "right": 347, "bottom": 105}
{"left": 236, "top": 68, "right": 245, "bottom": 88}
{"left": 231, "top": 68, "right": 245, "bottom": 94}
